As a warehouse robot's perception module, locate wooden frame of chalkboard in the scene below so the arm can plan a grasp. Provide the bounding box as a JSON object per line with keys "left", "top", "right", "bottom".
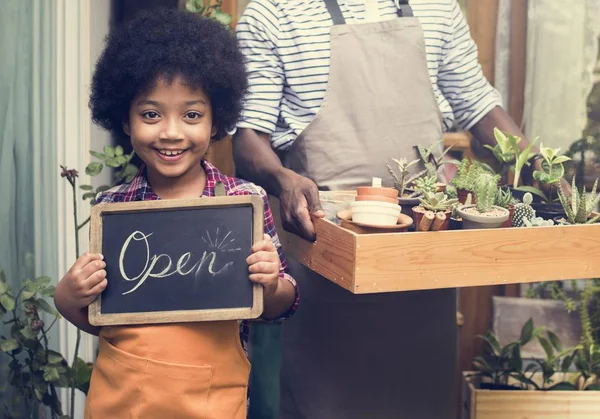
{"left": 88, "top": 196, "right": 264, "bottom": 326}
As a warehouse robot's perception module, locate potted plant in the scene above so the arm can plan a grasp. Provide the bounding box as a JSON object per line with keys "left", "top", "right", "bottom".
{"left": 456, "top": 173, "right": 509, "bottom": 229}
{"left": 485, "top": 128, "right": 538, "bottom": 200}
{"left": 415, "top": 139, "right": 459, "bottom": 189}
{"left": 514, "top": 144, "right": 571, "bottom": 219}
{"left": 555, "top": 176, "right": 600, "bottom": 225}
{"left": 411, "top": 190, "right": 457, "bottom": 231}
{"left": 387, "top": 157, "right": 427, "bottom": 217}
{"left": 450, "top": 158, "right": 494, "bottom": 204}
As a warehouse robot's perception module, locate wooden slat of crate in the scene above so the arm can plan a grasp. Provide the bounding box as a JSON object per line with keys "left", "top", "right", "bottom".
{"left": 462, "top": 373, "right": 600, "bottom": 419}
{"left": 271, "top": 198, "right": 600, "bottom": 294}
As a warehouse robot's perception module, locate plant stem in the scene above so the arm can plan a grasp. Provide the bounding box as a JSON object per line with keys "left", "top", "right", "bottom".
{"left": 77, "top": 216, "right": 91, "bottom": 231}
{"left": 69, "top": 178, "right": 82, "bottom": 419}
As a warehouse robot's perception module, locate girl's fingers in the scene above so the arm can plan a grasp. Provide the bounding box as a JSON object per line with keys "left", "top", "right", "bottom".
{"left": 246, "top": 250, "right": 278, "bottom": 265}
{"left": 87, "top": 278, "right": 108, "bottom": 297}
{"left": 84, "top": 269, "right": 107, "bottom": 290}
{"left": 251, "top": 235, "right": 276, "bottom": 253}
{"left": 79, "top": 258, "right": 106, "bottom": 280}
{"left": 248, "top": 261, "right": 278, "bottom": 274}
{"left": 72, "top": 252, "right": 103, "bottom": 272}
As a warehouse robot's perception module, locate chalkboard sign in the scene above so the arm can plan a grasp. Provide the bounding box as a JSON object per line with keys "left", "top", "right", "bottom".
{"left": 88, "top": 196, "right": 264, "bottom": 326}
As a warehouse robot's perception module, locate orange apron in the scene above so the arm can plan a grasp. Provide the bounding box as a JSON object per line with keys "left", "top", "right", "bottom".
{"left": 85, "top": 321, "right": 250, "bottom": 419}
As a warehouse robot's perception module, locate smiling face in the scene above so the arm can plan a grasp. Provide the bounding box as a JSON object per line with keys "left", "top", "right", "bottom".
{"left": 124, "top": 76, "right": 215, "bottom": 191}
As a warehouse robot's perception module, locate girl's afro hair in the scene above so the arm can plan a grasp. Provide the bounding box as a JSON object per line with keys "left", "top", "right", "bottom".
{"left": 90, "top": 8, "right": 247, "bottom": 141}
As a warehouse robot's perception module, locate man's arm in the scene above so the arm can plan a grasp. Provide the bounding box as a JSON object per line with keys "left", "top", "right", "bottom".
{"left": 233, "top": 129, "right": 323, "bottom": 241}
{"left": 470, "top": 106, "right": 533, "bottom": 152}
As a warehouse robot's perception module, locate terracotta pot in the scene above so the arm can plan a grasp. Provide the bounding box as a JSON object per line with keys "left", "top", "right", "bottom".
{"left": 398, "top": 194, "right": 421, "bottom": 219}
{"left": 502, "top": 204, "right": 515, "bottom": 228}
{"left": 355, "top": 194, "right": 398, "bottom": 204}
{"left": 457, "top": 188, "right": 475, "bottom": 204}
{"left": 435, "top": 183, "right": 447, "bottom": 193}
{"left": 411, "top": 206, "right": 451, "bottom": 231}
{"left": 356, "top": 186, "right": 398, "bottom": 199}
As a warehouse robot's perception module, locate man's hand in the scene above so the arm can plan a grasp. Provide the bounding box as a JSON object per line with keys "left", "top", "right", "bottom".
{"left": 277, "top": 170, "right": 325, "bottom": 241}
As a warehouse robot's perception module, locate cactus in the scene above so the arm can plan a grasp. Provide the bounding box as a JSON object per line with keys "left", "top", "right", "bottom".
{"left": 557, "top": 176, "right": 600, "bottom": 224}
{"left": 474, "top": 173, "right": 499, "bottom": 213}
{"left": 419, "top": 191, "right": 458, "bottom": 212}
{"left": 494, "top": 187, "right": 513, "bottom": 209}
{"left": 512, "top": 192, "right": 536, "bottom": 227}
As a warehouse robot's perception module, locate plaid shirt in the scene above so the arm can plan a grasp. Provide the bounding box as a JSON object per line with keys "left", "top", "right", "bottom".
{"left": 95, "top": 159, "right": 299, "bottom": 354}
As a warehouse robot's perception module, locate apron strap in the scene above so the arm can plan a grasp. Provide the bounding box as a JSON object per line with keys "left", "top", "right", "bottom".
{"left": 214, "top": 181, "right": 226, "bottom": 197}
{"left": 323, "top": 0, "right": 413, "bottom": 25}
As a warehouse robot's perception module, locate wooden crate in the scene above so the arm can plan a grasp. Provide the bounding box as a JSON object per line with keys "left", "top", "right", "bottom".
{"left": 270, "top": 198, "right": 600, "bottom": 294}
{"left": 461, "top": 373, "right": 600, "bottom": 419}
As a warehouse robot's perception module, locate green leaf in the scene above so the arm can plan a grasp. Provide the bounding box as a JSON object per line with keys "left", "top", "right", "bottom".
{"left": 538, "top": 336, "right": 554, "bottom": 359}
{"left": 0, "top": 293, "right": 15, "bottom": 311}
{"left": 0, "top": 271, "right": 8, "bottom": 294}
{"left": 47, "top": 350, "right": 65, "bottom": 364}
{"left": 34, "top": 276, "right": 52, "bottom": 287}
{"left": 35, "top": 298, "right": 58, "bottom": 315}
{"left": 105, "top": 158, "right": 120, "bottom": 168}
{"left": 115, "top": 145, "right": 124, "bottom": 156}
{"left": 508, "top": 344, "right": 522, "bottom": 371}
{"left": 20, "top": 327, "right": 39, "bottom": 340}
{"left": 547, "top": 381, "right": 578, "bottom": 391}
{"left": 477, "top": 332, "right": 502, "bottom": 355}
{"left": 89, "top": 150, "right": 106, "bottom": 160}
{"left": 585, "top": 384, "right": 600, "bottom": 391}
{"left": 562, "top": 354, "right": 574, "bottom": 372}
{"left": 79, "top": 184, "right": 94, "bottom": 191}
{"left": 515, "top": 186, "right": 548, "bottom": 202}
{"left": 21, "top": 289, "right": 36, "bottom": 300}
{"left": 104, "top": 145, "right": 115, "bottom": 157}
{"left": 547, "top": 331, "right": 562, "bottom": 351}
{"left": 82, "top": 192, "right": 96, "bottom": 200}
{"left": 0, "top": 339, "right": 19, "bottom": 352}
{"left": 116, "top": 155, "right": 128, "bottom": 165}
{"left": 73, "top": 357, "right": 93, "bottom": 394}
{"left": 86, "top": 162, "right": 103, "bottom": 176}
{"left": 41, "top": 366, "right": 60, "bottom": 383}
{"left": 553, "top": 156, "right": 571, "bottom": 164}
{"left": 95, "top": 185, "right": 110, "bottom": 194}
{"left": 520, "top": 318, "right": 534, "bottom": 344}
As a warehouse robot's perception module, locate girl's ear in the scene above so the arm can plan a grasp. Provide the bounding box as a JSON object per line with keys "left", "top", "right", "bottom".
{"left": 211, "top": 124, "right": 218, "bottom": 139}
{"left": 122, "top": 120, "right": 131, "bottom": 136}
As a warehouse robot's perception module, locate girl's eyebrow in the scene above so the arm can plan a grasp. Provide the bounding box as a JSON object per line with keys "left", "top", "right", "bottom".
{"left": 135, "top": 99, "right": 207, "bottom": 107}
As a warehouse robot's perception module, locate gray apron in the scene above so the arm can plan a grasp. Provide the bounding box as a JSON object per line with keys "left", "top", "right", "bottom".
{"left": 280, "top": 1, "right": 457, "bottom": 418}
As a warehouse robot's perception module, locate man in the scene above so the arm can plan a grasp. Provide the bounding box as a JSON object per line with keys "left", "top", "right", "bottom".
{"left": 234, "top": 1, "right": 544, "bottom": 418}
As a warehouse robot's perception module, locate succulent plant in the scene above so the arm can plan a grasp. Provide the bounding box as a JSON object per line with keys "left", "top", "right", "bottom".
{"left": 387, "top": 157, "right": 427, "bottom": 197}
{"left": 494, "top": 187, "right": 513, "bottom": 209}
{"left": 474, "top": 173, "right": 500, "bottom": 213}
{"left": 451, "top": 158, "right": 493, "bottom": 192}
{"left": 523, "top": 216, "right": 555, "bottom": 227}
{"left": 412, "top": 175, "right": 438, "bottom": 196}
{"left": 512, "top": 192, "right": 536, "bottom": 227}
{"left": 419, "top": 191, "right": 458, "bottom": 212}
{"left": 557, "top": 176, "right": 600, "bottom": 224}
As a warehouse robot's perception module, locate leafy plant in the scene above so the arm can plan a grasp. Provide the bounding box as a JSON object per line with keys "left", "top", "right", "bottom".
{"left": 185, "top": 0, "right": 232, "bottom": 26}
{"left": 1, "top": 146, "right": 136, "bottom": 418}
{"left": 412, "top": 175, "right": 438, "bottom": 197}
{"left": 386, "top": 158, "right": 426, "bottom": 198}
{"left": 486, "top": 128, "right": 538, "bottom": 188}
{"left": 418, "top": 191, "right": 458, "bottom": 212}
{"left": 415, "top": 139, "right": 459, "bottom": 178}
{"left": 474, "top": 173, "right": 501, "bottom": 213}
{"left": 556, "top": 176, "right": 600, "bottom": 224}
{"left": 517, "top": 144, "right": 572, "bottom": 203}
{"left": 522, "top": 216, "right": 555, "bottom": 227}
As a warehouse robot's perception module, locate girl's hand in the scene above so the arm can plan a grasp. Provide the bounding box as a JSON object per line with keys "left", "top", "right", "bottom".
{"left": 246, "top": 234, "right": 280, "bottom": 296}
{"left": 56, "top": 253, "right": 108, "bottom": 310}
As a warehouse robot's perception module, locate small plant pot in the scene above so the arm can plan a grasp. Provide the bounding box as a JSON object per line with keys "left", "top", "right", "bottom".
{"left": 398, "top": 195, "right": 421, "bottom": 218}
{"left": 530, "top": 202, "right": 566, "bottom": 220}
{"left": 350, "top": 200, "right": 401, "bottom": 227}
{"left": 508, "top": 186, "right": 542, "bottom": 204}
{"left": 457, "top": 188, "right": 475, "bottom": 204}
{"left": 456, "top": 205, "right": 510, "bottom": 229}
{"left": 502, "top": 204, "right": 515, "bottom": 228}
{"left": 449, "top": 217, "right": 463, "bottom": 230}
{"left": 411, "top": 206, "right": 451, "bottom": 231}
{"left": 435, "top": 183, "right": 447, "bottom": 193}
{"left": 356, "top": 186, "right": 398, "bottom": 199}
{"left": 355, "top": 194, "right": 398, "bottom": 204}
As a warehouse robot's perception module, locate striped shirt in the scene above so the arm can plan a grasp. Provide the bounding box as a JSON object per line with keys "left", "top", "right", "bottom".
{"left": 236, "top": 0, "right": 503, "bottom": 150}
{"left": 94, "top": 159, "right": 300, "bottom": 355}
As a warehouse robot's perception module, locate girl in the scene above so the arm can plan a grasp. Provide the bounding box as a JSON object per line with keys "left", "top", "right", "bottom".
{"left": 54, "top": 9, "right": 298, "bottom": 419}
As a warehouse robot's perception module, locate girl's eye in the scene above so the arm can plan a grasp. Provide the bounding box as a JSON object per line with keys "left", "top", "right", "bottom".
{"left": 143, "top": 111, "right": 160, "bottom": 119}
{"left": 186, "top": 112, "right": 202, "bottom": 120}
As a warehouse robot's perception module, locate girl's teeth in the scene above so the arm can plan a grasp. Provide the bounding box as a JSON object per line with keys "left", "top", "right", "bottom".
{"left": 159, "top": 150, "right": 183, "bottom": 156}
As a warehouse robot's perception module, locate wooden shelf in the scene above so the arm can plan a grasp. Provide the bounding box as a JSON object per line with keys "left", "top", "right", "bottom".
{"left": 271, "top": 199, "right": 600, "bottom": 294}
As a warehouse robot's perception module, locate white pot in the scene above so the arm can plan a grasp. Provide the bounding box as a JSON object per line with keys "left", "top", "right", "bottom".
{"left": 350, "top": 200, "right": 402, "bottom": 227}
